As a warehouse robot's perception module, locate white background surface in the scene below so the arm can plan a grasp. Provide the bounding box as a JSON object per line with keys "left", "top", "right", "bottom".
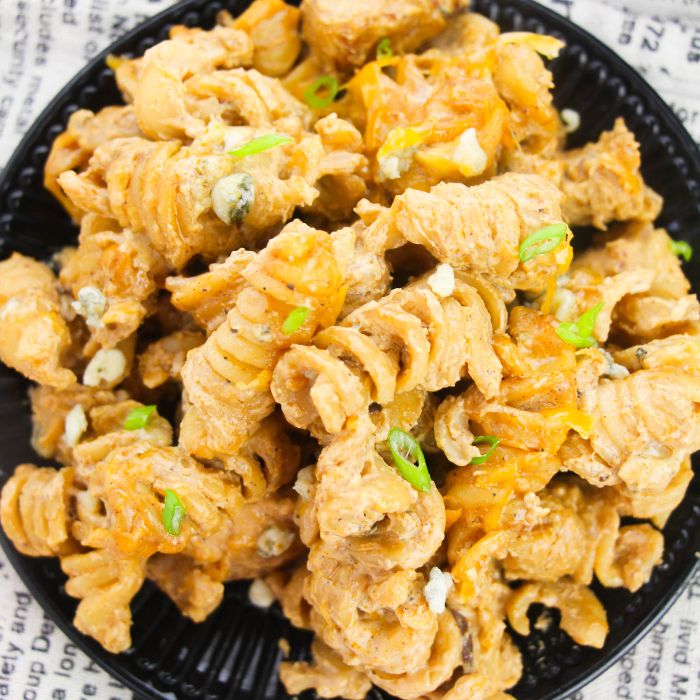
{"left": 0, "top": 1, "right": 698, "bottom": 698}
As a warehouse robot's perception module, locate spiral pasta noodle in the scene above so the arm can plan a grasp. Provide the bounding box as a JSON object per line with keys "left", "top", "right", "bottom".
{"left": 509, "top": 119, "right": 663, "bottom": 229}
{"left": 0, "top": 465, "right": 75, "bottom": 557}
{"left": 184, "top": 490, "right": 303, "bottom": 582}
{"left": 70, "top": 400, "right": 174, "bottom": 477}
{"left": 337, "top": 211, "right": 392, "bottom": 316}
{"left": 312, "top": 415, "right": 445, "bottom": 571}
{"left": 183, "top": 67, "right": 308, "bottom": 135}
{"left": 44, "top": 106, "right": 141, "bottom": 220}
{"left": 0, "top": 253, "right": 76, "bottom": 388}
{"left": 559, "top": 119, "right": 663, "bottom": 227}
{"left": 60, "top": 214, "right": 169, "bottom": 351}
{"left": 116, "top": 25, "right": 254, "bottom": 140}
{"left": 365, "top": 172, "right": 570, "bottom": 292}
{"left": 219, "top": 0, "right": 302, "bottom": 78}
{"left": 301, "top": 0, "right": 468, "bottom": 72}
{"left": 305, "top": 113, "right": 369, "bottom": 222}
{"left": 287, "top": 413, "right": 519, "bottom": 699}
{"left": 165, "top": 249, "right": 257, "bottom": 333}
{"left": 146, "top": 554, "right": 225, "bottom": 623}
{"left": 502, "top": 479, "right": 664, "bottom": 593}
{"left": 85, "top": 443, "right": 242, "bottom": 558}
{"left": 61, "top": 547, "right": 146, "bottom": 654}
{"left": 138, "top": 330, "right": 206, "bottom": 389}
{"left": 575, "top": 368, "right": 700, "bottom": 492}
{"left": 58, "top": 133, "right": 243, "bottom": 269}
{"left": 290, "top": 417, "right": 448, "bottom": 688}
{"left": 491, "top": 35, "right": 563, "bottom": 155}
{"left": 220, "top": 411, "right": 301, "bottom": 500}
{"left": 506, "top": 580, "right": 608, "bottom": 649}
{"left": 280, "top": 637, "right": 372, "bottom": 700}
{"left": 552, "top": 221, "right": 699, "bottom": 341}
{"left": 435, "top": 307, "right": 586, "bottom": 460}
{"left": 58, "top": 121, "right": 360, "bottom": 271}
{"left": 272, "top": 270, "right": 506, "bottom": 438}
{"left": 28, "top": 384, "right": 127, "bottom": 464}
{"left": 180, "top": 219, "right": 349, "bottom": 459}
{"left": 615, "top": 458, "right": 693, "bottom": 529}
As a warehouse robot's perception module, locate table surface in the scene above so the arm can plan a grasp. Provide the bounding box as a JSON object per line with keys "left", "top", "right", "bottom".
{"left": 0, "top": 1, "right": 698, "bottom": 698}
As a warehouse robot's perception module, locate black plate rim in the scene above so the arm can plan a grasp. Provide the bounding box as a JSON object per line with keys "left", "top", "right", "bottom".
{"left": 0, "top": 0, "right": 699, "bottom": 698}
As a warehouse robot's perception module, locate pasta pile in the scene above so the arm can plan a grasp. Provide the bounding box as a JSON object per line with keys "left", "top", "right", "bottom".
{"left": 1, "top": 1, "right": 698, "bottom": 698}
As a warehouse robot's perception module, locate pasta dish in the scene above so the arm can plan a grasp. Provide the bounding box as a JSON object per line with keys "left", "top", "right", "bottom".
{"left": 1, "top": 0, "right": 698, "bottom": 698}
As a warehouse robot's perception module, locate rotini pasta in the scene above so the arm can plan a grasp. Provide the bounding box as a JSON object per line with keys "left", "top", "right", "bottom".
{"left": 280, "top": 638, "right": 371, "bottom": 700}
{"left": 218, "top": 411, "right": 301, "bottom": 500}
{"left": 115, "top": 25, "right": 254, "bottom": 140}
{"left": 616, "top": 458, "right": 693, "bottom": 529}
{"left": 180, "top": 220, "right": 348, "bottom": 459}
{"left": 60, "top": 214, "right": 168, "bottom": 351}
{"left": 555, "top": 221, "right": 699, "bottom": 341}
{"left": 509, "top": 119, "right": 662, "bottom": 228}
{"left": 147, "top": 554, "right": 225, "bottom": 623}
{"left": 272, "top": 270, "right": 505, "bottom": 437}
{"left": 165, "top": 249, "right": 257, "bottom": 333}
{"left": 84, "top": 443, "right": 242, "bottom": 557}
{"left": 219, "top": 0, "right": 302, "bottom": 77}
{"left": 185, "top": 491, "right": 303, "bottom": 581}
{"left": 363, "top": 173, "right": 570, "bottom": 292}
{"left": 491, "top": 34, "right": 564, "bottom": 155}
{"left": 337, "top": 208, "right": 393, "bottom": 316}
{"left": 61, "top": 546, "right": 146, "bottom": 653}
{"left": 0, "top": 253, "right": 76, "bottom": 388}
{"left": 301, "top": 0, "right": 469, "bottom": 72}
{"left": 44, "top": 106, "right": 141, "bottom": 220}
{"left": 57, "top": 127, "right": 310, "bottom": 269}
{"left": 0, "top": 465, "right": 75, "bottom": 557}
{"left": 507, "top": 580, "right": 608, "bottom": 649}
{"left": 435, "top": 306, "right": 583, "bottom": 458}
{"left": 577, "top": 369, "right": 700, "bottom": 491}
{"left": 502, "top": 478, "right": 664, "bottom": 593}
{"left": 138, "top": 330, "right": 205, "bottom": 389}
{"left": 28, "top": 384, "right": 126, "bottom": 464}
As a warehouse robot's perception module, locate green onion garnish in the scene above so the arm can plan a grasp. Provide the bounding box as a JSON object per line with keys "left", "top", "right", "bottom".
{"left": 387, "top": 428, "right": 431, "bottom": 492}
{"left": 376, "top": 37, "right": 393, "bottom": 59}
{"left": 519, "top": 223, "right": 568, "bottom": 263}
{"left": 282, "top": 306, "right": 310, "bottom": 334}
{"left": 304, "top": 76, "right": 340, "bottom": 110}
{"left": 228, "top": 133, "right": 293, "bottom": 158}
{"left": 123, "top": 405, "right": 156, "bottom": 430}
{"left": 162, "top": 489, "right": 185, "bottom": 536}
{"left": 555, "top": 302, "right": 603, "bottom": 349}
{"left": 670, "top": 239, "right": 693, "bottom": 262}
{"left": 470, "top": 436, "right": 500, "bottom": 465}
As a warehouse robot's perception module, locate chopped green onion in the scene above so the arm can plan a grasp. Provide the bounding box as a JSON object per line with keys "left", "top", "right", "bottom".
{"left": 470, "top": 435, "right": 501, "bottom": 465}
{"left": 304, "top": 76, "right": 340, "bottom": 110}
{"left": 123, "top": 405, "right": 156, "bottom": 430}
{"left": 555, "top": 302, "right": 603, "bottom": 349}
{"left": 519, "top": 223, "right": 568, "bottom": 263}
{"left": 670, "top": 239, "right": 693, "bottom": 262}
{"left": 387, "top": 428, "right": 431, "bottom": 492}
{"left": 228, "top": 133, "right": 293, "bottom": 157}
{"left": 162, "top": 489, "right": 185, "bottom": 536}
{"left": 282, "top": 306, "right": 310, "bottom": 334}
{"left": 376, "top": 37, "right": 393, "bottom": 59}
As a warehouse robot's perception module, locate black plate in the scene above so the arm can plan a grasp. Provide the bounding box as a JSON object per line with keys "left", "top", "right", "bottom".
{"left": 1, "top": 1, "right": 699, "bottom": 698}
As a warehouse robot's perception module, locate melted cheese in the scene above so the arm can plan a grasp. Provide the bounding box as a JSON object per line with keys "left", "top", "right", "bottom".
{"left": 540, "top": 405, "right": 594, "bottom": 440}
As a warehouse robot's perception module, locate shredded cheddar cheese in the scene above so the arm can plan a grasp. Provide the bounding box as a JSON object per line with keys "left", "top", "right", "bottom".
{"left": 540, "top": 405, "right": 594, "bottom": 440}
